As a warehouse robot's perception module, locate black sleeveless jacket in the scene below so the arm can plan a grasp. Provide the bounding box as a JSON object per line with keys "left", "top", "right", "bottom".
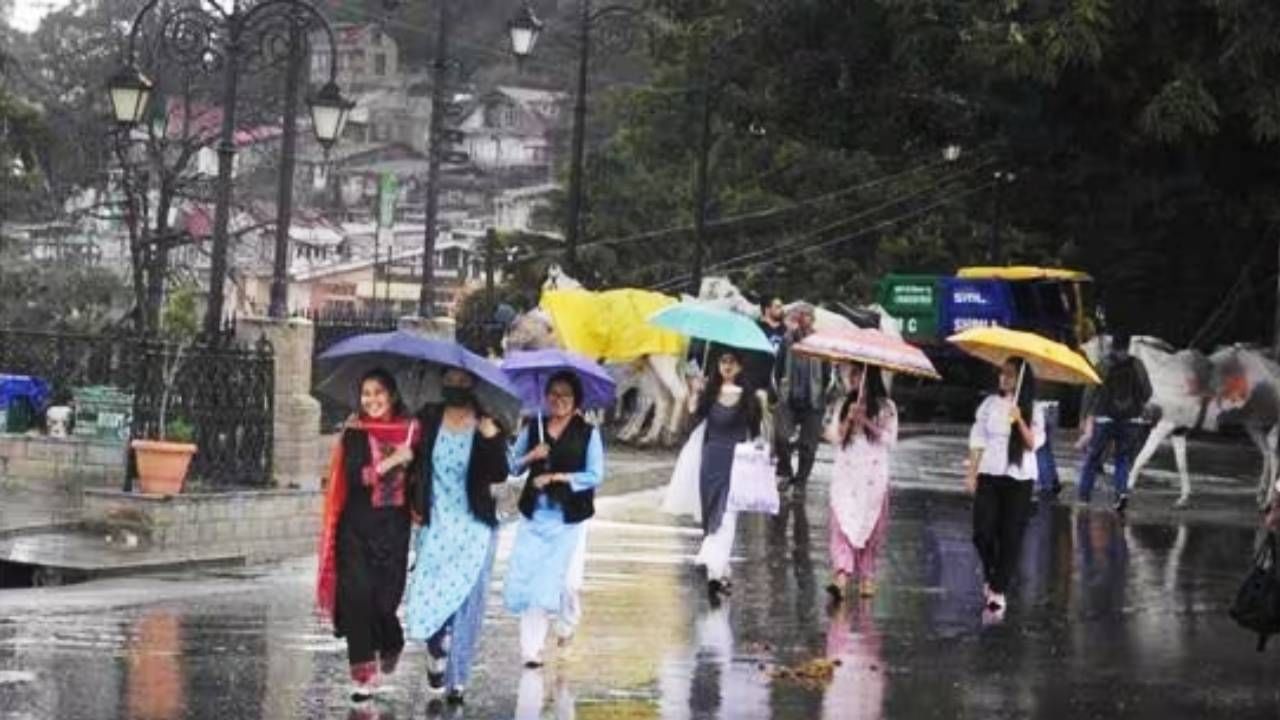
{"left": 516, "top": 414, "right": 596, "bottom": 524}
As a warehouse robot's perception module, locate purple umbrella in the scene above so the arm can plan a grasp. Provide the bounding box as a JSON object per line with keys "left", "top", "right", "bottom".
{"left": 501, "top": 349, "right": 616, "bottom": 441}
{"left": 315, "top": 330, "right": 521, "bottom": 431}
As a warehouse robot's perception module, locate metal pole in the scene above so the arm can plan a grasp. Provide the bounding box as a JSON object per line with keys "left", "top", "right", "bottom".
{"left": 485, "top": 226, "right": 497, "bottom": 303}
{"left": 419, "top": 0, "right": 450, "bottom": 318}
{"left": 203, "top": 13, "right": 243, "bottom": 337}
{"left": 564, "top": 0, "right": 591, "bottom": 276}
{"left": 989, "top": 180, "right": 1001, "bottom": 265}
{"left": 690, "top": 57, "right": 712, "bottom": 297}
{"left": 269, "top": 23, "right": 304, "bottom": 319}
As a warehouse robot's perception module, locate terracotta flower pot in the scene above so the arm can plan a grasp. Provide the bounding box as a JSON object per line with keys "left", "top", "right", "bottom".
{"left": 131, "top": 440, "right": 196, "bottom": 496}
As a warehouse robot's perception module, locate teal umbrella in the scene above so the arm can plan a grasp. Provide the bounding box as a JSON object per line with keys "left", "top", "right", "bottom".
{"left": 648, "top": 302, "right": 775, "bottom": 355}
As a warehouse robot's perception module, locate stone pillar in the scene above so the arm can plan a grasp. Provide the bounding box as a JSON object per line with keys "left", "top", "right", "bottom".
{"left": 236, "top": 317, "right": 322, "bottom": 490}
{"left": 398, "top": 315, "right": 456, "bottom": 341}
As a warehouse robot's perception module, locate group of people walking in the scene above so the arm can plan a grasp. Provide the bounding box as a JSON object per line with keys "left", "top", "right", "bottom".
{"left": 667, "top": 299, "right": 1147, "bottom": 621}
{"left": 317, "top": 366, "right": 602, "bottom": 705}
{"left": 315, "top": 303, "right": 1146, "bottom": 706}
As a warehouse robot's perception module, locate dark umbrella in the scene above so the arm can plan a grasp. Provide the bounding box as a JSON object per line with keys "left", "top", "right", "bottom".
{"left": 500, "top": 349, "right": 616, "bottom": 442}
{"left": 315, "top": 330, "right": 522, "bottom": 431}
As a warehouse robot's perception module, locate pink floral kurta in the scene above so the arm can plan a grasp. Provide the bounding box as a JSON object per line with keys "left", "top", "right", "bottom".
{"left": 825, "top": 401, "right": 898, "bottom": 551}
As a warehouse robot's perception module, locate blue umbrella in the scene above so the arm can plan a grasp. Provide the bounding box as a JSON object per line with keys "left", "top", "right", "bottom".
{"left": 315, "top": 330, "right": 522, "bottom": 431}
{"left": 649, "top": 302, "right": 775, "bottom": 355}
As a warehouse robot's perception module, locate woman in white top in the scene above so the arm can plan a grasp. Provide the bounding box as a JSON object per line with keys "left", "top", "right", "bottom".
{"left": 963, "top": 357, "right": 1045, "bottom": 613}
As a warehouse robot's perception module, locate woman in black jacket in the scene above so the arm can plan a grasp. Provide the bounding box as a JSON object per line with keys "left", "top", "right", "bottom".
{"left": 403, "top": 368, "right": 509, "bottom": 706}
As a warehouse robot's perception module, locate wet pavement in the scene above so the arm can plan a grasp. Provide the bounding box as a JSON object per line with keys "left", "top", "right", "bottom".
{"left": 0, "top": 433, "right": 1278, "bottom": 718}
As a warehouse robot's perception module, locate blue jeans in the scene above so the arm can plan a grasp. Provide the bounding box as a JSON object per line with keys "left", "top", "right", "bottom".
{"left": 1077, "top": 421, "right": 1137, "bottom": 501}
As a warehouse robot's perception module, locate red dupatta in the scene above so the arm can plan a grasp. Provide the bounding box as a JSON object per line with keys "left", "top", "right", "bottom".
{"left": 315, "top": 416, "right": 420, "bottom": 622}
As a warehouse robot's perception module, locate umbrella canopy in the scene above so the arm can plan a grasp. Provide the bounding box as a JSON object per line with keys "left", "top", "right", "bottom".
{"left": 501, "top": 349, "right": 617, "bottom": 414}
{"left": 648, "top": 302, "right": 775, "bottom": 354}
{"left": 315, "top": 330, "right": 522, "bottom": 431}
{"left": 947, "top": 327, "right": 1101, "bottom": 386}
{"left": 792, "top": 328, "right": 941, "bottom": 380}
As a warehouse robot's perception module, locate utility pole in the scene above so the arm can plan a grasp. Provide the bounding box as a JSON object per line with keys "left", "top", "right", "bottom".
{"left": 418, "top": 0, "right": 450, "bottom": 318}
{"left": 690, "top": 55, "right": 713, "bottom": 298}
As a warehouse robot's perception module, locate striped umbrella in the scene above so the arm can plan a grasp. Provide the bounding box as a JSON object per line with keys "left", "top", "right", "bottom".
{"left": 792, "top": 328, "right": 941, "bottom": 380}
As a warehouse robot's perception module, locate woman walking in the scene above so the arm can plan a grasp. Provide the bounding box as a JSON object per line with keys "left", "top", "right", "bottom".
{"left": 666, "top": 349, "right": 764, "bottom": 604}
{"left": 316, "top": 370, "right": 422, "bottom": 702}
{"left": 404, "top": 368, "right": 509, "bottom": 705}
{"left": 504, "top": 371, "right": 605, "bottom": 668}
{"left": 963, "top": 358, "right": 1045, "bottom": 614}
{"left": 825, "top": 363, "right": 898, "bottom": 601}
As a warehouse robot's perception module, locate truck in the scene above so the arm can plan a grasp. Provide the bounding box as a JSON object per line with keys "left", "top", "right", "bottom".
{"left": 876, "top": 266, "right": 1099, "bottom": 426}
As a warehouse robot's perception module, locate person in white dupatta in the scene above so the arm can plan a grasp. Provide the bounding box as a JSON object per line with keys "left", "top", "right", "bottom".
{"left": 824, "top": 362, "right": 898, "bottom": 601}
{"left": 663, "top": 349, "right": 764, "bottom": 604}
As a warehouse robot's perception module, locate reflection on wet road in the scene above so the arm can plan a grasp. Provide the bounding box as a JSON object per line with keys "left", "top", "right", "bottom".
{"left": 1, "top": 480, "right": 1277, "bottom": 718}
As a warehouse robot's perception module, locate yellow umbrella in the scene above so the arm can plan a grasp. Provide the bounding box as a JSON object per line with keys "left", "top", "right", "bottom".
{"left": 947, "top": 326, "right": 1101, "bottom": 386}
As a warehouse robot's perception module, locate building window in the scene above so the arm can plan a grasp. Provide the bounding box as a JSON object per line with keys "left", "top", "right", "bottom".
{"left": 503, "top": 106, "right": 518, "bottom": 127}
{"left": 375, "top": 54, "right": 387, "bottom": 76}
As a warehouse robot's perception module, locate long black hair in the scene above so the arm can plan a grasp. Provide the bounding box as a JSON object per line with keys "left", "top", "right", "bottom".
{"left": 694, "top": 348, "right": 762, "bottom": 437}
{"left": 839, "top": 364, "right": 889, "bottom": 447}
{"left": 1003, "top": 358, "right": 1037, "bottom": 468}
{"left": 360, "top": 368, "right": 408, "bottom": 418}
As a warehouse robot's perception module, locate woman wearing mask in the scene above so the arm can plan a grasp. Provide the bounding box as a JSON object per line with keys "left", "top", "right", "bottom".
{"left": 504, "top": 371, "right": 605, "bottom": 668}
{"left": 964, "top": 358, "right": 1045, "bottom": 614}
{"left": 316, "top": 370, "right": 421, "bottom": 702}
{"left": 404, "top": 369, "right": 509, "bottom": 706}
{"left": 824, "top": 363, "right": 898, "bottom": 601}
{"left": 666, "top": 349, "right": 764, "bottom": 604}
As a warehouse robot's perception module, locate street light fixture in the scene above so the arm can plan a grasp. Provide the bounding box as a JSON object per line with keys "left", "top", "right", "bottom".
{"left": 506, "top": 1, "right": 645, "bottom": 277}
{"left": 942, "top": 144, "right": 962, "bottom": 163}
{"left": 111, "top": 0, "right": 349, "bottom": 331}
{"left": 308, "top": 81, "right": 355, "bottom": 150}
{"left": 107, "top": 66, "right": 154, "bottom": 127}
{"left": 507, "top": 4, "right": 544, "bottom": 62}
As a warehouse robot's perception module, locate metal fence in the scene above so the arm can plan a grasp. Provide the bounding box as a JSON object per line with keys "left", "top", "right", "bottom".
{"left": 129, "top": 335, "right": 275, "bottom": 489}
{"left": 302, "top": 309, "right": 399, "bottom": 432}
{"left": 0, "top": 327, "right": 275, "bottom": 489}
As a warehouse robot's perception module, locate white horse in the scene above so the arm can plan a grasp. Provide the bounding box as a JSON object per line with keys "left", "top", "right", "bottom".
{"left": 1084, "top": 335, "right": 1280, "bottom": 509}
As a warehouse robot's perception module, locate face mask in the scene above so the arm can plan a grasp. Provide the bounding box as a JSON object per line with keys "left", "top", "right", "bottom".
{"left": 442, "top": 386, "right": 473, "bottom": 407}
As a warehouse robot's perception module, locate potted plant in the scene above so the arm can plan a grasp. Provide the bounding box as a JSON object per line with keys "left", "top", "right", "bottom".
{"left": 131, "top": 287, "right": 199, "bottom": 495}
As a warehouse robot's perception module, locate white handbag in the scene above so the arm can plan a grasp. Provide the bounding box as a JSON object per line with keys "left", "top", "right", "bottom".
{"left": 727, "top": 440, "right": 780, "bottom": 515}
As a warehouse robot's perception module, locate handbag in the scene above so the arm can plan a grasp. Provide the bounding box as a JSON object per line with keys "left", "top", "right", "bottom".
{"left": 1229, "top": 532, "right": 1280, "bottom": 652}
{"left": 726, "top": 440, "right": 780, "bottom": 515}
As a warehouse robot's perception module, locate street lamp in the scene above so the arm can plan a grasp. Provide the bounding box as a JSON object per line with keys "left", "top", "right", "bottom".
{"left": 507, "top": 4, "right": 544, "bottom": 64}
{"left": 506, "top": 1, "right": 645, "bottom": 278}
{"left": 110, "top": 0, "right": 351, "bottom": 333}
{"left": 308, "top": 81, "right": 355, "bottom": 151}
{"left": 942, "top": 144, "right": 962, "bottom": 163}
{"left": 107, "top": 67, "right": 154, "bottom": 127}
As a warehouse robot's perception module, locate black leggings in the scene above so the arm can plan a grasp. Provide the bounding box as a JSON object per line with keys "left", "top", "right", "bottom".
{"left": 972, "top": 474, "right": 1033, "bottom": 594}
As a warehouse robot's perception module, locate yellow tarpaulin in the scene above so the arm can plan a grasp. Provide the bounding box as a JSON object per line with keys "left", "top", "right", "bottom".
{"left": 541, "top": 288, "right": 687, "bottom": 362}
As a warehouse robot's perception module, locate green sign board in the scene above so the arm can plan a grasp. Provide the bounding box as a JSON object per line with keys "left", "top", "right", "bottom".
{"left": 377, "top": 173, "right": 397, "bottom": 228}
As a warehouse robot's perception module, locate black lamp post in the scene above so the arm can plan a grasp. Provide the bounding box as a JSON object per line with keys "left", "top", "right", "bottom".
{"left": 109, "top": 0, "right": 352, "bottom": 334}
{"left": 507, "top": 1, "right": 644, "bottom": 278}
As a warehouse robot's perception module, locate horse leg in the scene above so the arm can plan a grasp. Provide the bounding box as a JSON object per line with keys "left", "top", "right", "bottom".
{"left": 1247, "top": 425, "right": 1273, "bottom": 510}
{"left": 1264, "top": 422, "right": 1274, "bottom": 507}
{"left": 645, "top": 355, "right": 688, "bottom": 446}
{"left": 1172, "top": 433, "right": 1191, "bottom": 509}
{"left": 1130, "top": 420, "right": 1173, "bottom": 492}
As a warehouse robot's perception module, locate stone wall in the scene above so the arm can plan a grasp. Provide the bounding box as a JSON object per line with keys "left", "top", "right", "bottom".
{"left": 0, "top": 435, "right": 126, "bottom": 492}
{"left": 82, "top": 487, "right": 322, "bottom": 562}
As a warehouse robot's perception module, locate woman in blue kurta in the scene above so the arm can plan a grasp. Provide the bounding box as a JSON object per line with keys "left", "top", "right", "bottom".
{"left": 404, "top": 368, "right": 509, "bottom": 706}
{"left": 504, "top": 371, "right": 605, "bottom": 667}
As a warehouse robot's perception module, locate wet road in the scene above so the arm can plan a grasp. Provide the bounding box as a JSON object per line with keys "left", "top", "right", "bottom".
{"left": 1, "top": 435, "right": 1278, "bottom": 719}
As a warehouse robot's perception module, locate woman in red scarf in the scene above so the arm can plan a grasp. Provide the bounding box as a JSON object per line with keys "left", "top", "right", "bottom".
{"left": 316, "top": 369, "right": 422, "bottom": 702}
